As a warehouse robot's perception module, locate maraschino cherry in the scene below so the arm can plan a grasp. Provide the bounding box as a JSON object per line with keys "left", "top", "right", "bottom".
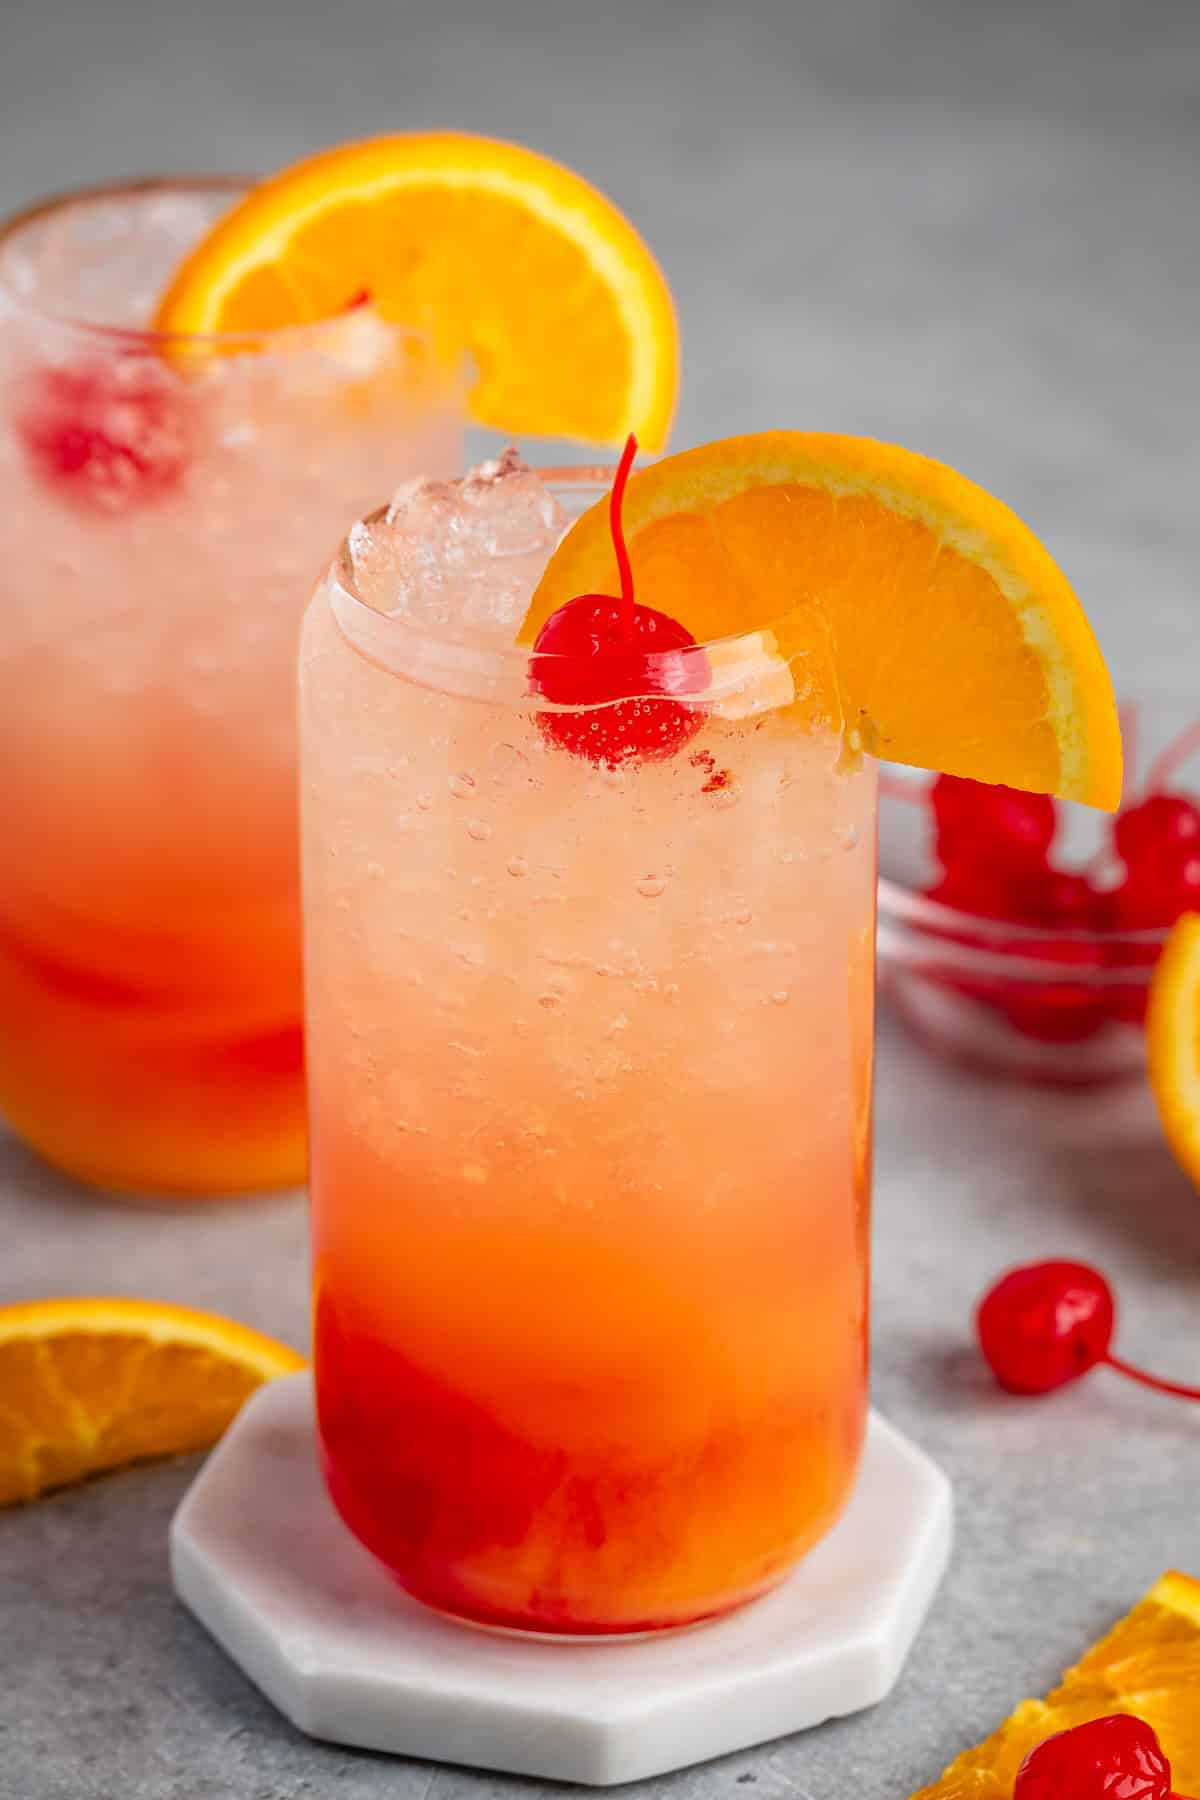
{"left": 530, "top": 435, "right": 709, "bottom": 766}
{"left": 912, "top": 772, "right": 1109, "bottom": 1040}
{"left": 932, "top": 772, "right": 1057, "bottom": 874}
{"left": 1107, "top": 722, "right": 1200, "bottom": 929}
{"left": 910, "top": 713, "right": 1200, "bottom": 957}
{"left": 978, "top": 1260, "right": 1200, "bottom": 1401}
{"left": 1114, "top": 793, "right": 1200, "bottom": 866}
{"left": 1015, "top": 1715, "right": 1186, "bottom": 1800}
{"left": 901, "top": 705, "right": 1200, "bottom": 1041}
{"left": 17, "top": 355, "right": 190, "bottom": 512}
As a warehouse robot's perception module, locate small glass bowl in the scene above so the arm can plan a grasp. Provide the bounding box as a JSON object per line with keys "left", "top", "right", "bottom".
{"left": 876, "top": 688, "right": 1190, "bottom": 1087}
{"left": 877, "top": 878, "right": 1160, "bottom": 1087}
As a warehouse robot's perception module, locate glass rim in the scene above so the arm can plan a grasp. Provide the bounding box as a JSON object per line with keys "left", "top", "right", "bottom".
{"left": 0, "top": 174, "right": 437, "bottom": 357}
{"left": 332, "top": 464, "right": 617, "bottom": 632}
{"left": 325, "top": 465, "right": 832, "bottom": 711}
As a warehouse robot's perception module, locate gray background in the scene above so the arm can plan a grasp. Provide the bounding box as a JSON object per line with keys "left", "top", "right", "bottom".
{"left": 3, "top": 2, "right": 1200, "bottom": 1797}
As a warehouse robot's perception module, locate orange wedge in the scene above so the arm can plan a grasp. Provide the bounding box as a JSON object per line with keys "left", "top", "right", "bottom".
{"left": 910, "top": 1570, "right": 1200, "bottom": 1797}
{"left": 1147, "top": 912, "right": 1200, "bottom": 1187}
{"left": 153, "top": 132, "right": 677, "bottom": 448}
{"left": 0, "top": 1296, "right": 304, "bottom": 1505}
{"left": 522, "top": 432, "right": 1122, "bottom": 808}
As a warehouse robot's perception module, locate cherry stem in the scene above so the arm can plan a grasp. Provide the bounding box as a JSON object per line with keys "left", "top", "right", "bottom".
{"left": 609, "top": 432, "right": 638, "bottom": 635}
{"left": 1118, "top": 700, "right": 1138, "bottom": 794}
{"left": 1144, "top": 715, "right": 1200, "bottom": 798}
{"left": 1105, "top": 1353, "right": 1200, "bottom": 1402}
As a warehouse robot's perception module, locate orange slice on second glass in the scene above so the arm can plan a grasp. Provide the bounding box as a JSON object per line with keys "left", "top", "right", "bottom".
{"left": 153, "top": 132, "right": 678, "bottom": 448}
{"left": 0, "top": 1296, "right": 304, "bottom": 1505}
{"left": 523, "top": 432, "right": 1122, "bottom": 807}
{"left": 909, "top": 1570, "right": 1200, "bottom": 1796}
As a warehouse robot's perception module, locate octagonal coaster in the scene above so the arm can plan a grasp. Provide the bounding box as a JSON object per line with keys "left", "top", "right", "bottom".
{"left": 171, "top": 1373, "right": 952, "bottom": 1786}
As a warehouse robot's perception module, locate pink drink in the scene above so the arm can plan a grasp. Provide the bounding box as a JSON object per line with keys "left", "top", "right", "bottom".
{"left": 0, "top": 180, "right": 460, "bottom": 1193}
{"left": 302, "top": 459, "right": 876, "bottom": 1634}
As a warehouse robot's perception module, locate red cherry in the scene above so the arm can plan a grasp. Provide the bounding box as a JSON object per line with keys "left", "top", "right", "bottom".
{"left": 1101, "top": 826, "right": 1200, "bottom": 1028}
{"left": 1109, "top": 849, "right": 1200, "bottom": 930}
{"left": 925, "top": 868, "right": 1016, "bottom": 925}
{"left": 1113, "top": 792, "right": 1200, "bottom": 866}
{"left": 978, "top": 1259, "right": 1200, "bottom": 1402}
{"left": 1015, "top": 1715, "right": 1174, "bottom": 1800}
{"left": 995, "top": 871, "right": 1109, "bottom": 1042}
{"left": 1103, "top": 928, "right": 1159, "bottom": 1026}
{"left": 1016, "top": 868, "right": 1100, "bottom": 928}
{"left": 924, "top": 865, "right": 1109, "bottom": 1042}
{"left": 924, "top": 863, "right": 1088, "bottom": 929}
{"left": 530, "top": 434, "right": 710, "bottom": 767}
{"left": 978, "top": 1261, "right": 1115, "bottom": 1394}
{"left": 1100, "top": 875, "right": 1163, "bottom": 1028}
{"left": 932, "top": 774, "right": 1056, "bottom": 872}
{"left": 16, "top": 356, "right": 189, "bottom": 511}
{"left": 1000, "top": 940, "right": 1109, "bottom": 1043}
{"left": 531, "top": 594, "right": 709, "bottom": 766}
{"left": 1105, "top": 959, "right": 1156, "bottom": 1025}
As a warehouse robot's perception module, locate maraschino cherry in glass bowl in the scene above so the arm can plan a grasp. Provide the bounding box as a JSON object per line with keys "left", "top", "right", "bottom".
{"left": 877, "top": 692, "right": 1200, "bottom": 1086}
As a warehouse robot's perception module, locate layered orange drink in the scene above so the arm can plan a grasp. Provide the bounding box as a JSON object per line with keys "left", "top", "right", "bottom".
{"left": 0, "top": 135, "right": 677, "bottom": 1194}
{"left": 302, "top": 433, "right": 1120, "bottom": 1634}
{"left": 0, "top": 177, "right": 459, "bottom": 1192}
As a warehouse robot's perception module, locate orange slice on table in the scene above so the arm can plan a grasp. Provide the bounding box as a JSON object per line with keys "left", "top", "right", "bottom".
{"left": 522, "top": 432, "right": 1122, "bottom": 807}
{"left": 910, "top": 1570, "right": 1200, "bottom": 1796}
{"left": 1147, "top": 912, "right": 1200, "bottom": 1187}
{"left": 153, "top": 132, "right": 678, "bottom": 448}
{"left": 0, "top": 1296, "right": 304, "bottom": 1506}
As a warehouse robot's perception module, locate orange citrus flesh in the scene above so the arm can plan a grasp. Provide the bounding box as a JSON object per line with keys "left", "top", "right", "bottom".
{"left": 153, "top": 132, "right": 678, "bottom": 449}
{"left": 0, "top": 1296, "right": 304, "bottom": 1505}
{"left": 910, "top": 1571, "right": 1200, "bottom": 1798}
{"left": 523, "top": 432, "right": 1122, "bottom": 808}
{"left": 1147, "top": 912, "right": 1200, "bottom": 1188}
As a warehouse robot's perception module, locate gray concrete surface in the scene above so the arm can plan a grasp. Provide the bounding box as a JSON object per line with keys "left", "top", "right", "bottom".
{"left": 3, "top": 1, "right": 1200, "bottom": 1795}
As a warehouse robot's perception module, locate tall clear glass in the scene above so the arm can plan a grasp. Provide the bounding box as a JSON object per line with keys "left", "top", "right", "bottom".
{"left": 301, "top": 467, "right": 876, "bottom": 1637}
{"left": 0, "top": 179, "right": 462, "bottom": 1195}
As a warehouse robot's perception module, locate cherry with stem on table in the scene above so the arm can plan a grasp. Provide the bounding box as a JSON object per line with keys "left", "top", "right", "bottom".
{"left": 977, "top": 1258, "right": 1200, "bottom": 1403}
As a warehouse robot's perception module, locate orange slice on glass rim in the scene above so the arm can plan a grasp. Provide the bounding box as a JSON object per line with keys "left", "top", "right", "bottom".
{"left": 522, "top": 431, "right": 1122, "bottom": 806}
{"left": 153, "top": 132, "right": 678, "bottom": 448}
{"left": 0, "top": 1296, "right": 304, "bottom": 1505}
{"left": 909, "top": 1570, "right": 1200, "bottom": 1796}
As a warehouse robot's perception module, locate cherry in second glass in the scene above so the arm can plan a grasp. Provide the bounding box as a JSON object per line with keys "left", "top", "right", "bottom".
{"left": 0, "top": 180, "right": 461, "bottom": 1195}
{"left": 301, "top": 457, "right": 875, "bottom": 1635}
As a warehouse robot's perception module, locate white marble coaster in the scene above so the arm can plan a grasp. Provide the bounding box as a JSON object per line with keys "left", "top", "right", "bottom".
{"left": 171, "top": 1373, "right": 952, "bottom": 1786}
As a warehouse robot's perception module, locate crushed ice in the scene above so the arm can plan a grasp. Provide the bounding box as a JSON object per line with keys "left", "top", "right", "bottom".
{"left": 349, "top": 451, "right": 568, "bottom": 636}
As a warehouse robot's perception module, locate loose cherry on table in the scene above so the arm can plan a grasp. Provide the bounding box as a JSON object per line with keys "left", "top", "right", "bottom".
{"left": 529, "top": 434, "right": 710, "bottom": 768}
{"left": 1015, "top": 1715, "right": 1188, "bottom": 1800}
{"left": 16, "top": 355, "right": 190, "bottom": 512}
{"left": 977, "top": 1259, "right": 1200, "bottom": 1401}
